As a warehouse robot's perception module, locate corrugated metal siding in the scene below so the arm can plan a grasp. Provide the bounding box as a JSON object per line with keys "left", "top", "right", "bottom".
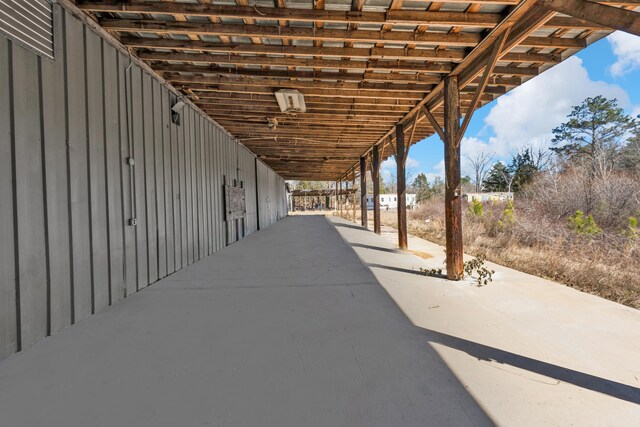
{"left": 0, "top": 5, "right": 287, "bottom": 361}
{"left": 0, "top": 0, "right": 54, "bottom": 59}
{"left": 256, "top": 159, "right": 288, "bottom": 228}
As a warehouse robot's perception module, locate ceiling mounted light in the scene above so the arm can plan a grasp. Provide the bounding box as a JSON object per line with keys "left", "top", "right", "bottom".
{"left": 274, "top": 89, "right": 306, "bottom": 113}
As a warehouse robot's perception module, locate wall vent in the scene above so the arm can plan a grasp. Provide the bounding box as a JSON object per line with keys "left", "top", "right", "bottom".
{"left": 0, "top": 0, "right": 54, "bottom": 59}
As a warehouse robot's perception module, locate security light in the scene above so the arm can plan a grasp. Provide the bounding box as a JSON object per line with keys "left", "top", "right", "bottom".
{"left": 171, "top": 100, "right": 186, "bottom": 125}
{"left": 171, "top": 100, "right": 185, "bottom": 113}
{"left": 274, "top": 89, "right": 306, "bottom": 113}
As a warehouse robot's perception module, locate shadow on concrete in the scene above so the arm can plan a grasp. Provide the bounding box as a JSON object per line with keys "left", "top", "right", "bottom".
{"left": 349, "top": 243, "right": 400, "bottom": 254}
{"left": 423, "top": 329, "right": 640, "bottom": 405}
{"left": 367, "top": 263, "right": 427, "bottom": 276}
{"left": 331, "top": 222, "right": 366, "bottom": 231}
{"left": 329, "top": 217, "right": 640, "bottom": 407}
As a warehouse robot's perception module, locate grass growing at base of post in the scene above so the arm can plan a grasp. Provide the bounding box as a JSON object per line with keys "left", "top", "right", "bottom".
{"left": 420, "top": 254, "right": 495, "bottom": 286}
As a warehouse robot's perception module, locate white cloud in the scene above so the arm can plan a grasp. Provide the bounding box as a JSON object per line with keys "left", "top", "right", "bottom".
{"left": 608, "top": 31, "right": 640, "bottom": 77}
{"left": 461, "top": 136, "right": 494, "bottom": 177}
{"left": 406, "top": 156, "right": 420, "bottom": 169}
{"left": 425, "top": 160, "right": 445, "bottom": 183}
{"left": 380, "top": 156, "right": 419, "bottom": 179}
{"left": 484, "top": 56, "right": 629, "bottom": 157}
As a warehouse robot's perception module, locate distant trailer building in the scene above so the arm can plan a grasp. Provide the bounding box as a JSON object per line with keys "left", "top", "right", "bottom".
{"left": 463, "top": 192, "right": 514, "bottom": 203}
{"left": 367, "top": 194, "right": 417, "bottom": 210}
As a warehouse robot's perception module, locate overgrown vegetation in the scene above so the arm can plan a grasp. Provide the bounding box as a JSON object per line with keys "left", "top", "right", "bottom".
{"left": 400, "top": 96, "right": 640, "bottom": 308}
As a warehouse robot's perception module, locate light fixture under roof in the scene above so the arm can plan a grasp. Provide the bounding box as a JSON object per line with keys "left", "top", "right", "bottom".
{"left": 274, "top": 89, "right": 306, "bottom": 113}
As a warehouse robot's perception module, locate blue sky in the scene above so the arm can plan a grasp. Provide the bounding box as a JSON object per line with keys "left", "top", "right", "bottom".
{"left": 381, "top": 32, "right": 640, "bottom": 184}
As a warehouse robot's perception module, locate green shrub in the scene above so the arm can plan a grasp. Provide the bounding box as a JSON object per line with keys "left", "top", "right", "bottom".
{"left": 469, "top": 199, "right": 484, "bottom": 217}
{"left": 624, "top": 216, "right": 638, "bottom": 239}
{"left": 568, "top": 210, "right": 602, "bottom": 235}
{"left": 498, "top": 200, "right": 515, "bottom": 229}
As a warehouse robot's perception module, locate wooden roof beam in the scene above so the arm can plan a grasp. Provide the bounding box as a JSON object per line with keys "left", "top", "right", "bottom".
{"left": 540, "top": 0, "right": 640, "bottom": 37}
{"left": 81, "top": 2, "right": 503, "bottom": 27}
{"left": 122, "top": 37, "right": 468, "bottom": 61}
{"left": 100, "top": 20, "right": 483, "bottom": 46}
{"left": 138, "top": 51, "right": 453, "bottom": 73}
{"left": 164, "top": 73, "right": 439, "bottom": 90}
{"left": 193, "top": 93, "right": 418, "bottom": 105}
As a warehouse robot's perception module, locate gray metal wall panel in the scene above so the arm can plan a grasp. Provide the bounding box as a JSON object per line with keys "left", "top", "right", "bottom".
{"left": 131, "top": 67, "right": 147, "bottom": 289}
{"left": 40, "top": 16, "right": 72, "bottom": 333}
{"left": 142, "top": 72, "right": 158, "bottom": 285}
{"left": 118, "top": 51, "right": 136, "bottom": 298}
{"left": 0, "top": 6, "right": 286, "bottom": 362}
{"left": 103, "top": 43, "right": 125, "bottom": 306}
{"left": 11, "top": 43, "right": 47, "bottom": 348}
{"left": 154, "top": 81, "right": 167, "bottom": 279}
{"left": 196, "top": 115, "right": 203, "bottom": 257}
{"left": 0, "top": 37, "right": 17, "bottom": 358}
{"left": 200, "top": 117, "right": 207, "bottom": 257}
{"left": 66, "top": 19, "right": 92, "bottom": 322}
{"left": 184, "top": 108, "right": 193, "bottom": 265}
{"left": 86, "top": 31, "right": 109, "bottom": 314}
{"left": 160, "top": 88, "right": 175, "bottom": 274}
{"left": 170, "top": 97, "right": 183, "bottom": 271}
{"left": 214, "top": 128, "right": 223, "bottom": 251}
{"left": 178, "top": 107, "right": 188, "bottom": 268}
{"left": 204, "top": 122, "right": 212, "bottom": 255}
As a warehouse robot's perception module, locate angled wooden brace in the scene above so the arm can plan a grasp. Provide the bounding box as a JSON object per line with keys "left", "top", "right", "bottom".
{"left": 539, "top": 0, "right": 640, "bottom": 37}
{"left": 421, "top": 105, "right": 446, "bottom": 142}
{"left": 455, "top": 26, "right": 511, "bottom": 144}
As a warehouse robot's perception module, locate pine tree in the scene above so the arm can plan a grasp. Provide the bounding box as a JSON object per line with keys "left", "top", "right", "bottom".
{"left": 411, "top": 173, "right": 432, "bottom": 202}
{"left": 510, "top": 148, "right": 538, "bottom": 192}
{"left": 551, "top": 96, "right": 638, "bottom": 177}
{"left": 483, "top": 162, "right": 512, "bottom": 192}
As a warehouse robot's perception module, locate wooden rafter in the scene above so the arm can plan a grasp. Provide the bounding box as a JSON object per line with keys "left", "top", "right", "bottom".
{"left": 77, "top": 0, "right": 620, "bottom": 179}
{"left": 539, "top": 0, "right": 640, "bottom": 37}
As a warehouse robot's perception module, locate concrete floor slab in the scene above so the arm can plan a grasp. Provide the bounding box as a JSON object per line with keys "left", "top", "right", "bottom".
{"left": 329, "top": 215, "right": 640, "bottom": 426}
{"left": 0, "top": 215, "right": 489, "bottom": 427}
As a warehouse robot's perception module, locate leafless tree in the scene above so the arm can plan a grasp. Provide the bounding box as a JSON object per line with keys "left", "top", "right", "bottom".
{"left": 522, "top": 143, "right": 554, "bottom": 171}
{"left": 465, "top": 151, "right": 494, "bottom": 193}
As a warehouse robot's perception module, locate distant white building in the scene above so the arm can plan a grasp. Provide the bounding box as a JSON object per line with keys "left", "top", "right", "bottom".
{"left": 366, "top": 194, "right": 417, "bottom": 210}
{"left": 463, "top": 192, "right": 513, "bottom": 203}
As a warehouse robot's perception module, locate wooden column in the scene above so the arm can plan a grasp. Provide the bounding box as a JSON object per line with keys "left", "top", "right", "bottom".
{"left": 334, "top": 181, "right": 338, "bottom": 212}
{"left": 444, "top": 75, "right": 464, "bottom": 280}
{"left": 371, "top": 145, "right": 381, "bottom": 234}
{"left": 352, "top": 170, "right": 357, "bottom": 223}
{"left": 339, "top": 180, "right": 343, "bottom": 216}
{"left": 396, "top": 124, "right": 408, "bottom": 249}
{"left": 344, "top": 180, "right": 349, "bottom": 218}
{"left": 360, "top": 156, "right": 367, "bottom": 228}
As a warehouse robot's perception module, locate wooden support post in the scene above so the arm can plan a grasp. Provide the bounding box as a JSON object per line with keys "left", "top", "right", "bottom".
{"left": 334, "top": 181, "right": 338, "bottom": 212}
{"left": 339, "top": 180, "right": 343, "bottom": 217}
{"left": 371, "top": 144, "right": 381, "bottom": 234}
{"left": 345, "top": 180, "right": 349, "bottom": 219}
{"left": 352, "top": 170, "right": 357, "bottom": 223}
{"left": 396, "top": 124, "right": 408, "bottom": 249}
{"left": 444, "top": 75, "right": 464, "bottom": 280}
{"left": 360, "top": 156, "right": 367, "bottom": 228}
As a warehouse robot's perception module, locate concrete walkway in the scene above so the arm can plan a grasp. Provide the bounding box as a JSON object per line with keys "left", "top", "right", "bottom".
{"left": 0, "top": 215, "right": 490, "bottom": 427}
{"left": 332, "top": 216, "right": 640, "bottom": 425}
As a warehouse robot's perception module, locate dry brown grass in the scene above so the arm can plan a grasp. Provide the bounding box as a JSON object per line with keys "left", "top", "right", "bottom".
{"left": 369, "top": 200, "right": 640, "bottom": 309}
